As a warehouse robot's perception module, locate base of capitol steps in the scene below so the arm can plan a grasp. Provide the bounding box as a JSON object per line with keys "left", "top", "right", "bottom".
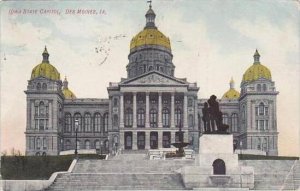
{"left": 45, "top": 172, "right": 186, "bottom": 191}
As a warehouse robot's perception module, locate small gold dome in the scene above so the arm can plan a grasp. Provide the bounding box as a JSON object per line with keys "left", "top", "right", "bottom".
{"left": 222, "top": 77, "right": 240, "bottom": 99}
{"left": 62, "top": 77, "right": 76, "bottom": 99}
{"left": 130, "top": 28, "right": 171, "bottom": 50}
{"left": 62, "top": 89, "right": 76, "bottom": 99}
{"left": 31, "top": 47, "right": 60, "bottom": 81}
{"left": 242, "top": 50, "right": 272, "bottom": 83}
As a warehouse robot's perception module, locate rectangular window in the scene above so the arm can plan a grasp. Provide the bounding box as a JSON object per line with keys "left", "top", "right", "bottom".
{"left": 265, "top": 120, "right": 269, "bottom": 130}
{"left": 265, "top": 107, "right": 269, "bottom": 116}
{"left": 256, "top": 120, "right": 259, "bottom": 130}
{"left": 259, "top": 120, "right": 264, "bottom": 130}
{"left": 255, "top": 107, "right": 258, "bottom": 116}
{"left": 35, "top": 119, "right": 38, "bottom": 129}
{"left": 39, "top": 119, "right": 44, "bottom": 130}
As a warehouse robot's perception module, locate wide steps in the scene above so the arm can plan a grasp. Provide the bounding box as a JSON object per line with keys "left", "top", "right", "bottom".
{"left": 46, "top": 173, "right": 186, "bottom": 191}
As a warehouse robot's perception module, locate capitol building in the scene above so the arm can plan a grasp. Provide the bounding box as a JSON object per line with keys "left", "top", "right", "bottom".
{"left": 24, "top": 5, "right": 279, "bottom": 156}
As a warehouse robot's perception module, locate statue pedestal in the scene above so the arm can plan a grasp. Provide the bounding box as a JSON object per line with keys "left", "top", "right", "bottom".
{"left": 180, "top": 134, "right": 254, "bottom": 189}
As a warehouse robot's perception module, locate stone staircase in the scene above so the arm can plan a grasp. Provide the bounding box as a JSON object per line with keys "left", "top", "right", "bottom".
{"left": 240, "top": 160, "right": 299, "bottom": 190}
{"left": 45, "top": 153, "right": 194, "bottom": 190}
{"left": 45, "top": 173, "right": 185, "bottom": 191}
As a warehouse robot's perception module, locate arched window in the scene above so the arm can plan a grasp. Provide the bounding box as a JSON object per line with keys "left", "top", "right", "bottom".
{"left": 162, "top": 108, "right": 170, "bottom": 128}
{"left": 242, "top": 105, "right": 246, "bottom": 120}
{"left": 212, "top": 159, "right": 226, "bottom": 175}
{"left": 150, "top": 109, "right": 157, "bottom": 128}
{"left": 113, "top": 115, "right": 119, "bottom": 127}
{"left": 95, "top": 140, "right": 100, "bottom": 150}
{"left": 94, "top": 113, "right": 101, "bottom": 132}
{"left": 42, "top": 83, "right": 47, "bottom": 90}
{"left": 39, "top": 101, "right": 45, "bottom": 115}
{"left": 36, "top": 138, "right": 41, "bottom": 150}
{"left": 259, "top": 103, "right": 264, "bottom": 115}
{"left": 149, "top": 66, "right": 153, "bottom": 71}
{"left": 85, "top": 140, "right": 90, "bottom": 149}
{"left": 103, "top": 113, "right": 108, "bottom": 132}
{"left": 65, "top": 140, "right": 71, "bottom": 150}
{"left": 125, "top": 108, "right": 133, "bottom": 127}
{"left": 137, "top": 109, "right": 145, "bottom": 127}
{"left": 257, "top": 84, "right": 261, "bottom": 92}
{"left": 175, "top": 108, "right": 182, "bottom": 127}
{"left": 84, "top": 113, "right": 91, "bottom": 132}
{"left": 37, "top": 83, "right": 41, "bottom": 90}
{"left": 74, "top": 113, "right": 82, "bottom": 132}
{"left": 263, "top": 84, "right": 267, "bottom": 91}
{"left": 188, "top": 114, "right": 194, "bottom": 127}
{"left": 222, "top": 114, "right": 229, "bottom": 125}
{"left": 231, "top": 113, "right": 238, "bottom": 132}
{"left": 65, "top": 113, "right": 72, "bottom": 132}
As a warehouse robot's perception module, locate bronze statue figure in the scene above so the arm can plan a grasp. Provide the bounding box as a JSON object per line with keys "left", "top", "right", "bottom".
{"left": 203, "top": 95, "right": 229, "bottom": 134}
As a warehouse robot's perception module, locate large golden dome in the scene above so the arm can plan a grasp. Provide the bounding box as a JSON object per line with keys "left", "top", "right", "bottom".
{"left": 242, "top": 50, "right": 271, "bottom": 83}
{"left": 31, "top": 47, "right": 60, "bottom": 81}
{"left": 130, "top": 5, "right": 171, "bottom": 51}
{"left": 130, "top": 29, "right": 171, "bottom": 50}
{"left": 222, "top": 78, "right": 240, "bottom": 99}
{"left": 62, "top": 77, "right": 76, "bottom": 99}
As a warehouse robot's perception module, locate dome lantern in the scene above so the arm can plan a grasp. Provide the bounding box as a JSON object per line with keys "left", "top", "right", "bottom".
{"left": 42, "top": 46, "right": 49, "bottom": 63}
{"left": 145, "top": 0, "right": 156, "bottom": 29}
{"left": 63, "top": 76, "right": 69, "bottom": 89}
{"left": 222, "top": 77, "right": 240, "bottom": 99}
{"left": 242, "top": 50, "right": 272, "bottom": 83}
{"left": 30, "top": 47, "right": 61, "bottom": 81}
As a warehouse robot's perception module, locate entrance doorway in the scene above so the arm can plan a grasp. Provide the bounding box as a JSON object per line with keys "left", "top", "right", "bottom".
{"left": 137, "top": 132, "right": 145, "bottom": 149}
{"left": 150, "top": 132, "right": 158, "bottom": 149}
{"left": 124, "top": 132, "right": 132, "bottom": 150}
{"left": 163, "top": 132, "right": 171, "bottom": 148}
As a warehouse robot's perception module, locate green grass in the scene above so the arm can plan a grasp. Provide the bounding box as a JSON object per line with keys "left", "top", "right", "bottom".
{"left": 239, "top": 154, "right": 299, "bottom": 160}
{"left": 1, "top": 154, "right": 106, "bottom": 180}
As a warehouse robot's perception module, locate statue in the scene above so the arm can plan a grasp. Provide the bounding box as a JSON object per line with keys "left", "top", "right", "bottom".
{"left": 202, "top": 102, "right": 211, "bottom": 132}
{"left": 203, "top": 95, "right": 229, "bottom": 134}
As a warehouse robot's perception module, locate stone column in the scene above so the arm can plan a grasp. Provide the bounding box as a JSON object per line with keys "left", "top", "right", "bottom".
{"left": 31, "top": 102, "right": 34, "bottom": 129}
{"left": 145, "top": 131, "right": 150, "bottom": 149}
{"left": 133, "top": 92, "right": 137, "bottom": 128}
{"left": 132, "top": 131, "right": 137, "bottom": 150}
{"left": 120, "top": 93, "right": 124, "bottom": 128}
{"left": 171, "top": 92, "right": 175, "bottom": 129}
{"left": 145, "top": 92, "right": 150, "bottom": 128}
{"left": 49, "top": 102, "right": 52, "bottom": 129}
{"left": 158, "top": 131, "right": 163, "bottom": 148}
{"left": 158, "top": 92, "right": 162, "bottom": 128}
{"left": 119, "top": 131, "right": 124, "bottom": 150}
{"left": 183, "top": 93, "right": 188, "bottom": 129}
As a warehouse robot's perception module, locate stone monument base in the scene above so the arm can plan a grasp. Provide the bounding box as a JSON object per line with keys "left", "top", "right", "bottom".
{"left": 180, "top": 134, "right": 254, "bottom": 189}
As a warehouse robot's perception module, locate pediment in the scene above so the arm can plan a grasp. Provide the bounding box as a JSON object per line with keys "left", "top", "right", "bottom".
{"left": 121, "top": 72, "right": 187, "bottom": 86}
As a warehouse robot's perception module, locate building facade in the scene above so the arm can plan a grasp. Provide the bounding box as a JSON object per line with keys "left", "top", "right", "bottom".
{"left": 25, "top": 5, "right": 279, "bottom": 156}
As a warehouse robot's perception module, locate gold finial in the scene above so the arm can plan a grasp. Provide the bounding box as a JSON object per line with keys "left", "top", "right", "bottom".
{"left": 147, "top": 0, "right": 152, "bottom": 8}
